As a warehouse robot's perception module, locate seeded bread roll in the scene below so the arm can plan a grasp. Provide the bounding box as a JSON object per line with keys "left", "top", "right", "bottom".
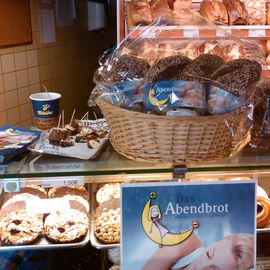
{"left": 148, "top": 55, "right": 192, "bottom": 82}
{"left": 211, "top": 59, "right": 262, "bottom": 96}
{"left": 111, "top": 55, "right": 150, "bottom": 82}
{"left": 183, "top": 54, "right": 225, "bottom": 81}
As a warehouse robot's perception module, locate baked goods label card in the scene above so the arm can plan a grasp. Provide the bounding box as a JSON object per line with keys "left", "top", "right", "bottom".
{"left": 121, "top": 180, "right": 256, "bottom": 270}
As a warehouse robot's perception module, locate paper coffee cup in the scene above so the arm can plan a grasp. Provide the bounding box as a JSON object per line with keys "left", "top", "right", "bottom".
{"left": 30, "top": 92, "right": 61, "bottom": 130}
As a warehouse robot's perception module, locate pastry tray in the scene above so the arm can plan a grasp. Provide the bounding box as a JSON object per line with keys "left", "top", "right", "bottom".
{"left": 0, "top": 230, "right": 90, "bottom": 251}
{"left": 0, "top": 185, "right": 91, "bottom": 251}
{"left": 90, "top": 184, "right": 120, "bottom": 249}
{"left": 28, "top": 119, "right": 109, "bottom": 160}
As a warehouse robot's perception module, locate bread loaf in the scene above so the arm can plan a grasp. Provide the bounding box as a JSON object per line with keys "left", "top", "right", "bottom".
{"left": 223, "top": 0, "right": 248, "bottom": 25}
{"left": 223, "top": 43, "right": 246, "bottom": 61}
{"left": 242, "top": 0, "right": 266, "bottom": 25}
{"left": 129, "top": 2, "right": 152, "bottom": 26}
{"left": 150, "top": 0, "right": 172, "bottom": 23}
{"left": 200, "top": 0, "right": 228, "bottom": 24}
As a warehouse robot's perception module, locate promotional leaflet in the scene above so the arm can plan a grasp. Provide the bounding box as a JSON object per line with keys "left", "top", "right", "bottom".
{"left": 121, "top": 181, "right": 256, "bottom": 270}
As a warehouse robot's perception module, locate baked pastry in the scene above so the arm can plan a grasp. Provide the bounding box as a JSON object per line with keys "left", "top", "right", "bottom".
{"left": 129, "top": 2, "right": 152, "bottom": 25}
{"left": 48, "top": 186, "right": 89, "bottom": 201}
{"left": 173, "top": 0, "right": 192, "bottom": 10}
{"left": 48, "top": 127, "right": 67, "bottom": 143}
{"left": 223, "top": 0, "right": 248, "bottom": 25}
{"left": 111, "top": 55, "right": 150, "bottom": 82}
{"left": 211, "top": 59, "right": 262, "bottom": 96}
{"left": 96, "top": 183, "right": 120, "bottom": 205}
{"left": 0, "top": 201, "right": 43, "bottom": 245}
{"left": 178, "top": 43, "right": 201, "bottom": 60}
{"left": 200, "top": 0, "right": 228, "bottom": 24}
{"left": 199, "top": 41, "right": 225, "bottom": 61}
{"left": 243, "top": 0, "right": 266, "bottom": 25}
{"left": 266, "top": 40, "right": 270, "bottom": 54}
{"left": 2, "top": 187, "right": 47, "bottom": 208}
{"left": 148, "top": 55, "right": 192, "bottom": 82}
{"left": 223, "top": 43, "right": 246, "bottom": 61}
{"left": 94, "top": 199, "right": 120, "bottom": 244}
{"left": 150, "top": 0, "right": 172, "bottom": 24}
{"left": 266, "top": 54, "right": 270, "bottom": 65}
{"left": 44, "top": 209, "right": 88, "bottom": 243}
{"left": 183, "top": 54, "right": 225, "bottom": 81}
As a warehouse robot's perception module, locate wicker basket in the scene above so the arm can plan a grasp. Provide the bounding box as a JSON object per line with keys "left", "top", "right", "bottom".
{"left": 97, "top": 96, "right": 251, "bottom": 164}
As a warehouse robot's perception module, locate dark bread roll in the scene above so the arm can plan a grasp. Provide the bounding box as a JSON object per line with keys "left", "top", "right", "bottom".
{"left": 223, "top": 0, "right": 248, "bottom": 25}
{"left": 200, "top": 0, "right": 228, "bottom": 24}
{"left": 211, "top": 59, "right": 262, "bottom": 96}
{"left": 147, "top": 55, "right": 192, "bottom": 82}
{"left": 111, "top": 55, "right": 150, "bottom": 82}
{"left": 183, "top": 54, "right": 225, "bottom": 81}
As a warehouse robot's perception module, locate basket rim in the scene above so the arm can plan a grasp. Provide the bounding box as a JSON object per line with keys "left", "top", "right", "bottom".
{"left": 97, "top": 95, "right": 249, "bottom": 121}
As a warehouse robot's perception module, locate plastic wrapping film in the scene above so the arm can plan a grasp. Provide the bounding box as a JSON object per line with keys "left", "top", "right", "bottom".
{"left": 88, "top": 10, "right": 267, "bottom": 163}
{"left": 250, "top": 78, "right": 270, "bottom": 148}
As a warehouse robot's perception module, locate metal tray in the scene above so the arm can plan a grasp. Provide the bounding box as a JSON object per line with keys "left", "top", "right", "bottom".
{"left": 90, "top": 184, "right": 120, "bottom": 249}
{"left": 0, "top": 231, "right": 90, "bottom": 251}
{"left": 257, "top": 227, "right": 270, "bottom": 234}
{"left": 28, "top": 119, "right": 109, "bottom": 160}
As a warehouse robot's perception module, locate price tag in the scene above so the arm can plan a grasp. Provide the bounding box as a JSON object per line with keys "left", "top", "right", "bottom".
{"left": 3, "top": 178, "right": 20, "bottom": 192}
{"left": 42, "top": 176, "right": 84, "bottom": 188}
{"left": 42, "top": 163, "right": 84, "bottom": 171}
{"left": 183, "top": 28, "right": 199, "bottom": 38}
{"left": 249, "top": 29, "right": 265, "bottom": 38}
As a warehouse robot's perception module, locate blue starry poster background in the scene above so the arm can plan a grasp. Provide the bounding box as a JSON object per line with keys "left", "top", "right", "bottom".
{"left": 121, "top": 181, "right": 256, "bottom": 270}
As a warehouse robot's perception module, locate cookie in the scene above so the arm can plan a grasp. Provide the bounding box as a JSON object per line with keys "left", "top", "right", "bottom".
{"left": 148, "top": 55, "right": 192, "bottom": 82}
{"left": 44, "top": 209, "right": 89, "bottom": 243}
{"left": 96, "top": 183, "right": 120, "bottom": 205}
{"left": 111, "top": 54, "right": 150, "bottom": 82}
{"left": 183, "top": 54, "right": 225, "bottom": 81}
{"left": 0, "top": 203, "right": 43, "bottom": 245}
{"left": 211, "top": 59, "right": 262, "bottom": 96}
{"left": 94, "top": 198, "right": 120, "bottom": 244}
{"left": 48, "top": 186, "right": 89, "bottom": 201}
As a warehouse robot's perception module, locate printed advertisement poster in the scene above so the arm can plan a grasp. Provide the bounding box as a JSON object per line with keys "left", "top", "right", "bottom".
{"left": 121, "top": 181, "right": 256, "bottom": 270}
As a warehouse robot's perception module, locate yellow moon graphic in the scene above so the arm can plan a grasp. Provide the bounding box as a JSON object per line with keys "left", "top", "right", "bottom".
{"left": 142, "top": 197, "right": 197, "bottom": 246}
{"left": 148, "top": 86, "right": 169, "bottom": 107}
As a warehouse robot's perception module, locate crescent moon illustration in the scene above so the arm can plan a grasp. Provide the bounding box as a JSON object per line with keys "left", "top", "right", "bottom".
{"left": 148, "top": 86, "right": 169, "bottom": 107}
{"left": 141, "top": 194, "right": 197, "bottom": 246}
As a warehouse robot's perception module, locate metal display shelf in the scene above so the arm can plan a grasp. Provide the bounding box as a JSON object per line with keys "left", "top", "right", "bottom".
{"left": 3, "top": 146, "right": 270, "bottom": 179}
{"left": 127, "top": 25, "right": 270, "bottom": 40}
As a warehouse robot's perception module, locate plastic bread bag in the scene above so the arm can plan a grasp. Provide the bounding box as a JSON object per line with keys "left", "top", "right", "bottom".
{"left": 90, "top": 9, "right": 266, "bottom": 118}
{"left": 249, "top": 78, "right": 270, "bottom": 148}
